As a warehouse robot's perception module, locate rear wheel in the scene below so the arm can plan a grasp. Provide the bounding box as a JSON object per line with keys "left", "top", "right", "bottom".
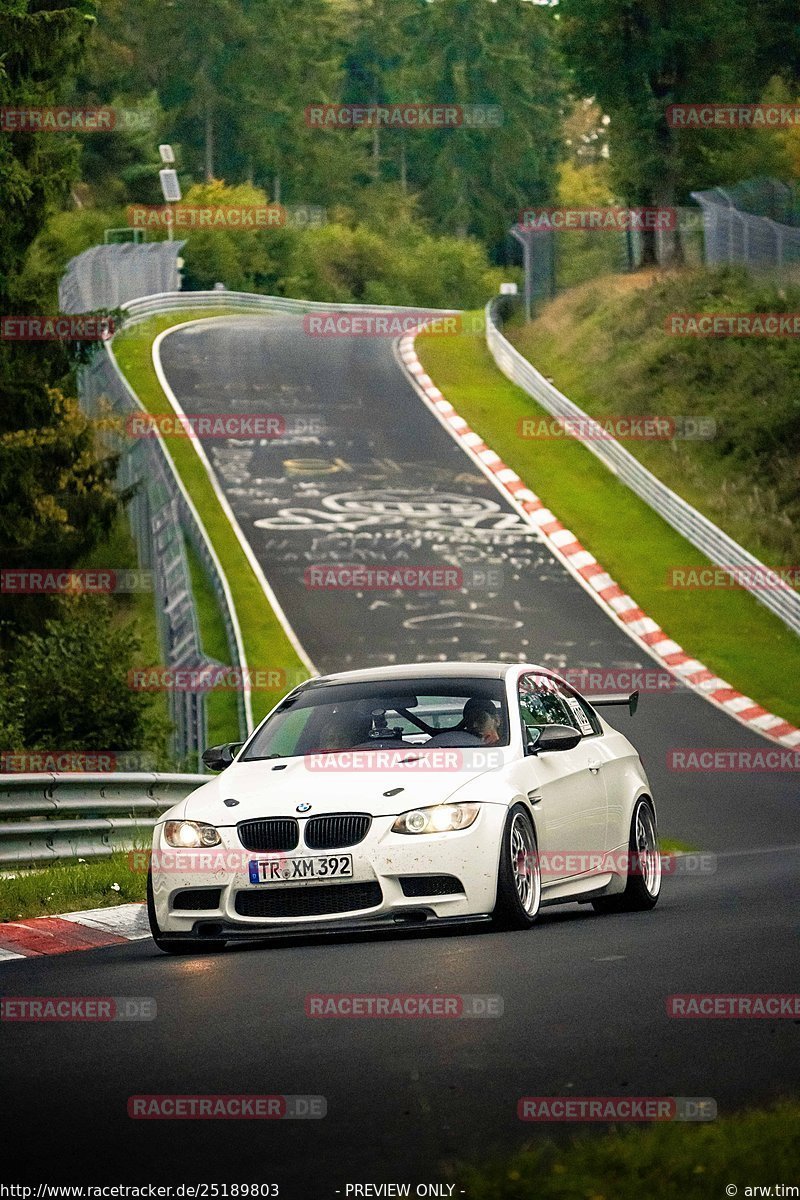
{"left": 592, "top": 797, "right": 661, "bottom": 914}
{"left": 492, "top": 804, "right": 541, "bottom": 930}
{"left": 146, "top": 867, "right": 227, "bottom": 955}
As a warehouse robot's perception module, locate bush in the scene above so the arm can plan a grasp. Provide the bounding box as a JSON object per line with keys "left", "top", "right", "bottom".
{"left": 0, "top": 596, "right": 171, "bottom": 759}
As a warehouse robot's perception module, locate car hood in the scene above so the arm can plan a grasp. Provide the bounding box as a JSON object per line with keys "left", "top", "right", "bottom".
{"left": 176, "top": 751, "right": 508, "bottom": 824}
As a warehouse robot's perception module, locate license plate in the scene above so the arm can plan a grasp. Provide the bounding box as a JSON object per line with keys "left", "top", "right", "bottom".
{"left": 248, "top": 854, "right": 353, "bottom": 885}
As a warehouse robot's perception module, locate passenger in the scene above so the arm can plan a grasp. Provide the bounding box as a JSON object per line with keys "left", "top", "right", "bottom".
{"left": 462, "top": 697, "right": 502, "bottom": 745}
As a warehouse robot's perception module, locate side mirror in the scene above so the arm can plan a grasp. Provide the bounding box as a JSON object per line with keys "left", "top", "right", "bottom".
{"left": 201, "top": 742, "right": 242, "bottom": 772}
{"left": 526, "top": 724, "right": 582, "bottom": 754}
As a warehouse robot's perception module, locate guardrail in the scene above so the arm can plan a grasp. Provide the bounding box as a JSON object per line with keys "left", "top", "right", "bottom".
{"left": 485, "top": 298, "right": 800, "bottom": 636}
{"left": 0, "top": 773, "right": 207, "bottom": 865}
{"left": 119, "top": 290, "right": 457, "bottom": 326}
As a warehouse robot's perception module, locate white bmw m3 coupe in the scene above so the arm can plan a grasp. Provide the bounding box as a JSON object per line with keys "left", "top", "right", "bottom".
{"left": 147, "top": 662, "right": 661, "bottom": 953}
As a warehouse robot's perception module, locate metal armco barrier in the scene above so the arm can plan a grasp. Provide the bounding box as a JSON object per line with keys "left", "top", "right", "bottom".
{"left": 485, "top": 298, "right": 800, "bottom": 636}
{"left": 0, "top": 773, "right": 207, "bottom": 865}
{"left": 119, "top": 290, "right": 456, "bottom": 324}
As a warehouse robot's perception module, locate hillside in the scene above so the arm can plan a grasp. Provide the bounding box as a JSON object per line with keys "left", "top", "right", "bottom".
{"left": 505, "top": 266, "right": 800, "bottom": 567}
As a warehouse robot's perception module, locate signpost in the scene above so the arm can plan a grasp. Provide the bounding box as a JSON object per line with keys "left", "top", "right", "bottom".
{"left": 158, "top": 145, "right": 181, "bottom": 242}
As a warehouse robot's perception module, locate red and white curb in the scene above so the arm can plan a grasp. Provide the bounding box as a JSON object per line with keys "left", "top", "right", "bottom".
{"left": 0, "top": 902, "right": 148, "bottom": 961}
{"left": 397, "top": 332, "right": 800, "bottom": 749}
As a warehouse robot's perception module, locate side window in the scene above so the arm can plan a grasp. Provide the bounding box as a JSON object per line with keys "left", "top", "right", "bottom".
{"left": 555, "top": 682, "right": 600, "bottom": 737}
{"left": 518, "top": 673, "right": 577, "bottom": 733}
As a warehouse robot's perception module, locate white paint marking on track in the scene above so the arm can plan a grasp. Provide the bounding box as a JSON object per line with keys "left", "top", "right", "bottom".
{"left": 60, "top": 902, "right": 150, "bottom": 940}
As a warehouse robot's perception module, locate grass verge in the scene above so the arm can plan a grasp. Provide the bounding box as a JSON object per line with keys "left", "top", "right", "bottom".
{"left": 184, "top": 539, "right": 240, "bottom": 747}
{"left": 458, "top": 1101, "right": 799, "bottom": 1198}
{"left": 505, "top": 267, "right": 800, "bottom": 566}
{"left": 0, "top": 850, "right": 147, "bottom": 922}
{"left": 418, "top": 319, "right": 800, "bottom": 728}
{"left": 113, "top": 310, "right": 310, "bottom": 731}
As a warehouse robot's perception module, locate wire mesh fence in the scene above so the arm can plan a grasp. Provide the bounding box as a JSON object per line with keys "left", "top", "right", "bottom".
{"left": 692, "top": 178, "right": 800, "bottom": 276}
{"left": 59, "top": 241, "right": 186, "bottom": 314}
{"left": 79, "top": 345, "right": 250, "bottom": 770}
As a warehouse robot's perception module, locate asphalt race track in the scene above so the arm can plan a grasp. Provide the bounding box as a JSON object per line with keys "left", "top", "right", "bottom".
{"left": 2, "top": 314, "right": 798, "bottom": 1192}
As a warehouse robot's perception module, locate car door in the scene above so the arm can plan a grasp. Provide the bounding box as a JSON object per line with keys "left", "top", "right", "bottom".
{"left": 516, "top": 673, "right": 608, "bottom": 880}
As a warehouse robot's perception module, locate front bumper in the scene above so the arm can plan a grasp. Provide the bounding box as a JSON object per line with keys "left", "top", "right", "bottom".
{"left": 150, "top": 805, "right": 506, "bottom": 937}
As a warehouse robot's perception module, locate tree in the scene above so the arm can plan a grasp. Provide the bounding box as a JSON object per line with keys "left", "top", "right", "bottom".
{"left": 558, "top": 0, "right": 756, "bottom": 263}
{"left": 0, "top": 597, "right": 170, "bottom": 756}
{"left": 0, "top": 0, "right": 93, "bottom": 293}
{"left": 0, "top": 1, "right": 119, "bottom": 645}
{"left": 338, "top": 0, "right": 423, "bottom": 182}
{"left": 410, "top": 0, "right": 566, "bottom": 255}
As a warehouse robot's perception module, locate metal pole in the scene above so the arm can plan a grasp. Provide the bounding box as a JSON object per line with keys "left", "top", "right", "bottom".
{"left": 510, "top": 226, "right": 534, "bottom": 322}
{"left": 523, "top": 240, "right": 532, "bottom": 321}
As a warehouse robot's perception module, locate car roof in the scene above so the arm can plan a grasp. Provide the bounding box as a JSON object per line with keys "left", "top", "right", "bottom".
{"left": 301, "top": 661, "right": 548, "bottom": 688}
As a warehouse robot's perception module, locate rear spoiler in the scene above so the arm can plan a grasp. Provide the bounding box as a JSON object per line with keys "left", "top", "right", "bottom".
{"left": 586, "top": 689, "right": 639, "bottom": 716}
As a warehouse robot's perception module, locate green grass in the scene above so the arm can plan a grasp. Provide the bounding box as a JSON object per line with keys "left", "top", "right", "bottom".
{"left": 418, "top": 318, "right": 800, "bottom": 728}
{"left": 507, "top": 267, "right": 800, "bottom": 566}
{"left": 458, "top": 1101, "right": 800, "bottom": 1198}
{"left": 659, "top": 839, "right": 698, "bottom": 855}
{"left": 113, "top": 310, "right": 310, "bottom": 727}
{"left": 185, "top": 539, "right": 240, "bottom": 746}
{"left": 0, "top": 850, "right": 148, "bottom": 921}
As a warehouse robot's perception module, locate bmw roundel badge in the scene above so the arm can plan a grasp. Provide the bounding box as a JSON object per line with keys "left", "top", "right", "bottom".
{"left": 296, "top": 802, "right": 312, "bottom": 813}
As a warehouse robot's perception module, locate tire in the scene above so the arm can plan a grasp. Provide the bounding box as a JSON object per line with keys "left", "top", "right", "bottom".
{"left": 146, "top": 867, "right": 227, "bottom": 955}
{"left": 492, "top": 803, "right": 541, "bottom": 930}
{"left": 592, "top": 797, "right": 661, "bottom": 914}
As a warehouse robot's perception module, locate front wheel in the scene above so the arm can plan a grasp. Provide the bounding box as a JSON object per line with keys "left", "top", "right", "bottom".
{"left": 146, "top": 867, "right": 227, "bottom": 955}
{"left": 492, "top": 804, "right": 541, "bottom": 930}
{"left": 592, "top": 797, "right": 661, "bottom": 914}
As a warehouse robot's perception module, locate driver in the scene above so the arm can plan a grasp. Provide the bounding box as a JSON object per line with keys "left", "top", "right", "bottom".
{"left": 462, "top": 697, "right": 502, "bottom": 745}
{"left": 313, "top": 708, "right": 371, "bottom": 751}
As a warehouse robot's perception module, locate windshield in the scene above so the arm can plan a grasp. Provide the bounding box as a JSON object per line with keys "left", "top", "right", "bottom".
{"left": 240, "top": 677, "right": 509, "bottom": 761}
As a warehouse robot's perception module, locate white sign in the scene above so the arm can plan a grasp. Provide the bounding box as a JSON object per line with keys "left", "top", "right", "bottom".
{"left": 159, "top": 168, "right": 181, "bottom": 202}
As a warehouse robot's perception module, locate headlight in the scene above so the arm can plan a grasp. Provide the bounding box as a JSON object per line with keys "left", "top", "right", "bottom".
{"left": 391, "top": 804, "right": 480, "bottom": 835}
{"left": 164, "top": 820, "right": 221, "bottom": 848}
